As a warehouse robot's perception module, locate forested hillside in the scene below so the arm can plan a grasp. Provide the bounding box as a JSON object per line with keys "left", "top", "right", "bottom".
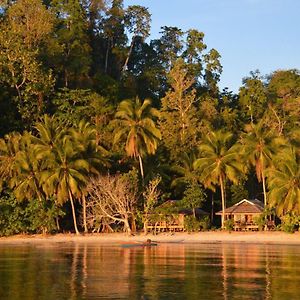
{"left": 0, "top": 0, "right": 299, "bottom": 234}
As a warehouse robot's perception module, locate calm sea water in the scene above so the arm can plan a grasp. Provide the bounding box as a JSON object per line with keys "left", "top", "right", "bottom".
{"left": 0, "top": 242, "right": 299, "bottom": 300}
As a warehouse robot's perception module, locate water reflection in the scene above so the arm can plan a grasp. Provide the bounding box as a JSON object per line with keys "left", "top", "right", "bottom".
{"left": 0, "top": 242, "right": 299, "bottom": 299}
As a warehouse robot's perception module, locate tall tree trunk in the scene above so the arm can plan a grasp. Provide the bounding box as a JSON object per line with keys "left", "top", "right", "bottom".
{"left": 104, "top": 39, "right": 111, "bottom": 74}
{"left": 220, "top": 176, "right": 226, "bottom": 229}
{"left": 82, "top": 194, "right": 88, "bottom": 233}
{"left": 261, "top": 167, "right": 267, "bottom": 207}
{"left": 122, "top": 37, "right": 135, "bottom": 73}
{"left": 56, "top": 217, "right": 60, "bottom": 231}
{"left": 69, "top": 190, "right": 80, "bottom": 235}
{"left": 64, "top": 69, "right": 69, "bottom": 88}
{"left": 138, "top": 155, "right": 144, "bottom": 179}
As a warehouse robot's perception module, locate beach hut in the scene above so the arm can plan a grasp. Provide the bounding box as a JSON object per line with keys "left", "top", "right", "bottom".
{"left": 145, "top": 200, "right": 209, "bottom": 233}
{"left": 215, "top": 199, "right": 272, "bottom": 231}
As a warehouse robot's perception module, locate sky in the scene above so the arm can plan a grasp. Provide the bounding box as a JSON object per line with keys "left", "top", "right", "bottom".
{"left": 123, "top": 0, "right": 300, "bottom": 92}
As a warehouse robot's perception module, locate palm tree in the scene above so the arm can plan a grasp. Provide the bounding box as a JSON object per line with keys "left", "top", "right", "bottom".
{"left": 194, "top": 130, "right": 244, "bottom": 228}
{"left": 267, "top": 147, "right": 300, "bottom": 216}
{"left": 239, "top": 120, "right": 283, "bottom": 206}
{"left": 171, "top": 150, "right": 199, "bottom": 195}
{"left": 10, "top": 132, "right": 46, "bottom": 202}
{"left": 40, "top": 131, "right": 89, "bottom": 235}
{"left": 113, "top": 97, "right": 161, "bottom": 178}
{"left": 33, "top": 115, "right": 66, "bottom": 152}
{"left": 70, "top": 120, "right": 109, "bottom": 172}
{"left": 69, "top": 120, "right": 110, "bottom": 233}
{"left": 0, "top": 132, "right": 22, "bottom": 189}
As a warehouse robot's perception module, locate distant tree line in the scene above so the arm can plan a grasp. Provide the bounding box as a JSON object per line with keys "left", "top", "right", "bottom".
{"left": 0, "top": 0, "right": 299, "bottom": 235}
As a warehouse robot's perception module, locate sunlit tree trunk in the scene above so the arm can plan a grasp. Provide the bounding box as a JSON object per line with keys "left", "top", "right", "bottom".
{"left": 220, "top": 176, "right": 226, "bottom": 229}
{"left": 261, "top": 167, "right": 267, "bottom": 207}
{"left": 138, "top": 154, "right": 144, "bottom": 179}
{"left": 122, "top": 37, "right": 135, "bottom": 73}
{"left": 69, "top": 189, "right": 80, "bottom": 235}
{"left": 82, "top": 194, "right": 88, "bottom": 233}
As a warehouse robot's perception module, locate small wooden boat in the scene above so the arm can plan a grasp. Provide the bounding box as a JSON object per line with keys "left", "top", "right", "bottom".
{"left": 121, "top": 242, "right": 158, "bottom": 248}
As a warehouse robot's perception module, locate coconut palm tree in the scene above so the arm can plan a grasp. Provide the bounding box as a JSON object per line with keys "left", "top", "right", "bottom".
{"left": 267, "top": 147, "right": 300, "bottom": 216}
{"left": 10, "top": 132, "right": 46, "bottom": 202}
{"left": 33, "top": 115, "right": 66, "bottom": 152}
{"left": 113, "top": 97, "right": 161, "bottom": 178}
{"left": 69, "top": 120, "right": 110, "bottom": 232}
{"left": 239, "top": 120, "right": 284, "bottom": 206}
{"left": 40, "top": 133, "right": 89, "bottom": 235}
{"left": 69, "top": 120, "right": 109, "bottom": 173}
{"left": 0, "top": 132, "right": 22, "bottom": 190}
{"left": 194, "top": 130, "right": 244, "bottom": 228}
{"left": 171, "top": 150, "right": 199, "bottom": 194}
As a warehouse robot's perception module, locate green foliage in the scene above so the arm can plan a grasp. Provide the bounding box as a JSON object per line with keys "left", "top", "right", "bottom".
{"left": 279, "top": 213, "right": 300, "bottom": 233}
{"left": 253, "top": 215, "right": 267, "bottom": 231}
{"left": 0, "top": 192, "right": 27, "bottom": 236}
{"left": 230, "top": 180, "right": 249, "bottom": 206}
{"left": 52, "top": 89, "right": 92, "bottom": 125}
{"left": 199, "top": 215, "right": 211, "bottom": 231}
{"left": 121, "top": 168, "right": 140, "bottom": 197}
{"left": 159, "top": 60, "right": 199, "bottom": 160}
{"left": 0, "top": 191, "right": 64, "bottom": 236}
{"left": 239, "top": 71, "right": 267, "bottom": 124}
{"left": 267, "top": 147, "right": 300, "bottom": 216}
{"left": 239, "top": 120, "right": 285, "bottom": 205}
{"left": 184, "top": 215, "right": 210, "bottom": 232}
{"left": 113, "top": 97, "right": 161, "bottom": 177}
{"left": 24, "top": 198, "right": 65, "bottom": 233}
{"left": 181, "top": 183, "right": 206, "bottom": 214}
{"left": 194, "top": 129, "right": 244, "bottom": 227}
{"left": 224, "top": 218, "right": 234, "bottom": 231}
{"left": 51, "top": 0, "right": 92, "bottom": 87}
{"left": 0, "top": 0, "right": 55, "bottom": 125}
{"left": 184, "top": 215, "right": 201, "bottom": 232}
{"left": 253, "top": 207, "right": 276, "bottom": 231}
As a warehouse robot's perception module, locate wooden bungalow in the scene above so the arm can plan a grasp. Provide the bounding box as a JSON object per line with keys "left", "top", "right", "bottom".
{"left": 216, "top": 199, "right": 273, "bottom": 231}
{"left": 145, "top": 200, "right": 209, "bottom": 234}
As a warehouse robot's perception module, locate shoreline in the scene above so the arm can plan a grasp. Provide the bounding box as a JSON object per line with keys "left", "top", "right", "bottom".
{"left": 0, "top": 231, "right": 299, "bottom": 246}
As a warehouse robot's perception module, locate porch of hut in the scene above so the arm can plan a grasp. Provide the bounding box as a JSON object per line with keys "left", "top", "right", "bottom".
{"left": 216, "top": 199, "right": 274, "bottom": 231}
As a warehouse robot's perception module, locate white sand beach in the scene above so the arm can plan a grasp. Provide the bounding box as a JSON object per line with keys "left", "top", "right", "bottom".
{"left": 0, "top": 231, "right": 299, "bottom": 245}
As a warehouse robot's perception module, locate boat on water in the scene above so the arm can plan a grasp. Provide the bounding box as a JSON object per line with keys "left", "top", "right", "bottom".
{"left": 121, "top": 242, "right": 158, "bottom": 248}
{"left": 121, "top": 239, "right": 158, "bottom": 248}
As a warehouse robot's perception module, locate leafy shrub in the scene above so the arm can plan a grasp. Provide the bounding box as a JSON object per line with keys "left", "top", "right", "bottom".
{"left": 0, "top": 192, "right": 27, "bottom": 236}
{"left": 184, "top": 215, "right": 201, "bottom": 232}
{"left": 224, "top": 219, "right": 234, "bottom": 231}
{"left": 253, "top": 208, "right": 276, "bottom": 231}
{"left": 24, "top": 199, "right": 65, "bottom": 233}
{"left": 253, "top": 215, "right": 266, "bottom": 231}
{"left": 0, "top": 191, "right": 65, "bottom": 236}
{"left": 199, "top": 216, "right": 211, "bottom": 231}
{"left": 181, "top": 183, "right": 206, "bottom": 215}
{"left": 280, "top": 214, "right": 300, "bottom": 233}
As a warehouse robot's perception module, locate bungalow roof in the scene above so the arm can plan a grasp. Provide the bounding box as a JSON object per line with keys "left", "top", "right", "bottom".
{"left": 215, "top": 199, "right": 264, "bottom": 215}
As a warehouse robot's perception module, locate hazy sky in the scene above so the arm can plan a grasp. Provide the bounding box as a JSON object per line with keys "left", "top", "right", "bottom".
{"left": 124, "top": 0, "right": 300, "bottom": 92}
